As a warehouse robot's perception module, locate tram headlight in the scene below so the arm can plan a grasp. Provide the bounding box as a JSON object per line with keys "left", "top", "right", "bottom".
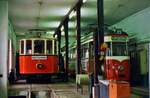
{"left": 118, "top": 65, "right": 125, "bottom": 71}
{"left": 36, "top": 63, "right": 44, "bottom": 69}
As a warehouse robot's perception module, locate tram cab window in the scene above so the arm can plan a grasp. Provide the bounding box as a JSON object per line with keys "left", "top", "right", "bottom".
{"left": 105, "top": 42, "right": 111, "bottom": 56}
{"left": 34, "top": 40, "right": 44, "bottom": 54}
{"left": 21, "top": 40, "right": 24, "bottom": 54}
{"left": 26, "top": 40, "right": 32, "bottom": 54}
{"left": 47, "top": 40, "right": 52, "bottom": 54}
{"left": 112, "top": 42, "right": 128, "bottom": 56}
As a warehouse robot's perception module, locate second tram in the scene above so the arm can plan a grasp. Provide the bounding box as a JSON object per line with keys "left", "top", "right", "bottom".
{"left": 69, "top": 29, "right": 130, "bottom": 81}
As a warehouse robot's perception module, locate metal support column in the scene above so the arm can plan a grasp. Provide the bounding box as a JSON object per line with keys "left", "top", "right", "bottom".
{"left": 97, "top": 0, "right": 104, "bottom": 43}
{"left": 76, "top": 1, "right": 82, "bottom": 74}
{"left": 148, "top": 43, "right": 150, "bottom": 98}
{"left": 57, "top": 29, "right": 61, "bottom": 68}
{"left": 94, "top": 0, "right": 104, "bottom": 83}
{"left": 94, "top": 29, "right": 99, "bottom": 83}
{"left": 64, "top": 17, "right": 69, "bottom": 81}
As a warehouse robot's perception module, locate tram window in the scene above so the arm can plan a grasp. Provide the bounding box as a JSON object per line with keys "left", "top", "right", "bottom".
{"left": 47, "top": 40, "right": 52, "bottom": 54}
{"left": 26, "top": 40, "right": 32, "bottom": 54}
{"left": 34, "top": 40, "right": 44, "bottom": 54}
{"left": 105, "top": 42, "right": 111, "bottom": 56}
{"left": 21, "top": 40, "right": 24, "bottom": 54}
{"left": 112, "top": 42, "right": 128, "bottom": 56}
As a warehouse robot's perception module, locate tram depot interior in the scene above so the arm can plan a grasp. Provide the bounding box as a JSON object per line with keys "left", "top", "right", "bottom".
{"left": 0, "top": 0, "right": 150, "bottom": 98}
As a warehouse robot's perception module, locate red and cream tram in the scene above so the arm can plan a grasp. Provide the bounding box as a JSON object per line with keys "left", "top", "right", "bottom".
{"left": 79, "top": 30, "right": 130, "bottom": 81}
{"left": 19, "top": 38, "right": 59, "bottom": 80}
{"left": 104, "top": 33, "right": 130, "bottom": 81}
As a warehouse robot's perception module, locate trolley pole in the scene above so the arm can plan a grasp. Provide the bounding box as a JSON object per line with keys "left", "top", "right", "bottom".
{"left": 94, "top": 0, "right": 104, "bottom": 83}
{"left": 76, "top": 1, "right": 82, "bottom": 74}
{"left": 64, "top": 17, "right": 69, "bottom": 81}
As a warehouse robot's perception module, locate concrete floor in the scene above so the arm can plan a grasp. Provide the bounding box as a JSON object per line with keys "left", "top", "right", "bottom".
{"left": 8, "top": 82, "right": 148, "bottom": 98}
{"left": 8, "top": 83, "right": 89, "bottom": 98}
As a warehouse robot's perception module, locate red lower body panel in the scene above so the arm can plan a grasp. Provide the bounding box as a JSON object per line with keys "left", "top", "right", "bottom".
{"left": 105, "top": 59, "right": 130, "bottom": 81}
{"left": 19, "top": 55, "right": 59, "bottom": 74}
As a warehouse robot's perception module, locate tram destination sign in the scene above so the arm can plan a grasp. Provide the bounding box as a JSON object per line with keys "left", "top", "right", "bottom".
{"left": 32, "top": 56, "right": 47, "bottom": 60}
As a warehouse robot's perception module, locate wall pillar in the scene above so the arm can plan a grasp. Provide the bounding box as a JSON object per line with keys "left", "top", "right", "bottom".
{"left": 0, "top": 0, "right": 8, "bottom": 98}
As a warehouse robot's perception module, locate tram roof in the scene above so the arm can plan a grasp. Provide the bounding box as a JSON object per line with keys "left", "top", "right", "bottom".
{"left": 20, "top": 37, "right": 57, "bottom": 41}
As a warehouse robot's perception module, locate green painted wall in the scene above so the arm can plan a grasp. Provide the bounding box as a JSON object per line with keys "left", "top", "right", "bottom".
{"left": 8, "top": 21, "right": 17, "bottom": 49}
{"left": 112, "top": 7, "right": 150, "bottom": 43}
{"left": 8, "top": 21, "right": 17, "bottom": 69}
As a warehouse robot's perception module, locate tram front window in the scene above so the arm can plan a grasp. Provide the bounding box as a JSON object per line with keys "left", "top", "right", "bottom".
{"left": 21, "top": 40, "right": 24, "bottom": 54}
{"left": 34, "top": 40, "right": 44, "bottom": 54}
{"left": 26, "top": 40, "right": 32, "bottom": 54}
{"left": 47, "top": 40, "right": 52, "bottom": 54}
{"left": 112, "top": 42, "right": 128, "bottom": 56}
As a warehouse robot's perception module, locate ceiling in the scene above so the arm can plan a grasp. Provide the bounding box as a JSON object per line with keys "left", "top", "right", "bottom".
{"left": 9, "top": 0, "right": 78, "bottom": 35}
{"left": 9, "top": 0, "right": 150, "bottom": 37}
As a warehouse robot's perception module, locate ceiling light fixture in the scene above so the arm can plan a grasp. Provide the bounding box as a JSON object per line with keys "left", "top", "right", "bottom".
{"left": 83, "top": 0, "right": 87, "bottom": 3}
{"left": 69, "top": 11, "right": 76, "bottom": 19}
{"left": 61, "top": 26, "right": 64, "bottom": 32}
{"left": 61, "top": 31, "right": 65, "bottom": 36}
{"left": 47, "top": 31, "right": 54, "bottom": 35}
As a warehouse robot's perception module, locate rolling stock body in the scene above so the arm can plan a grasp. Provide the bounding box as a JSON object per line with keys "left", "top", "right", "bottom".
{"left": 18, "top": 38, "right": 60, "bottom": 80}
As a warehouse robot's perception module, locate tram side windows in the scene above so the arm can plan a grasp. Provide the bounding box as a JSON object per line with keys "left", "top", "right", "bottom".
{"left": 112, "top": 42, "right": 128, "bottom": 56}
{"left": 47, "top": 40, "right": 52, "bottom": 54}
{"left": 20, "top": 40, "right": 24, "bottom": 54}
{"left": 34, "top": 40, "right": 45, "bottom": 54}
{"left": 26, "top": 40, "right": 32, "bottom": 54}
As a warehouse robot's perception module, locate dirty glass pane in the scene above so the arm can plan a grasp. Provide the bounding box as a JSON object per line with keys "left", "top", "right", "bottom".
{"left": 26, "top": 40, "right": 32, "bottom": 54}
{"left": 21, "top": 40, "right": 24, "bottom": 54}
{"left": 47, "top": 40, "right": 52, "bottom": 54}
{"left": 34, "top": 40, "right": 45, "bottom": 54}
{"left": 112, "top": 42, "right": 128, "bottom": 56}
